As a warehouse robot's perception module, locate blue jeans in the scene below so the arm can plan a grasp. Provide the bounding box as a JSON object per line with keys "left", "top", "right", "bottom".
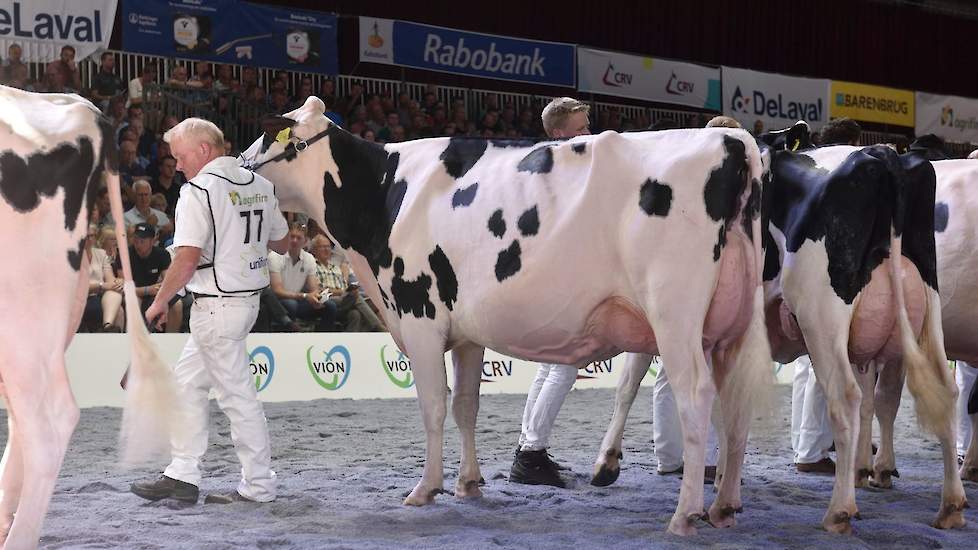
{"left": 280, "top": 298, "right": 338, "bottom": 331}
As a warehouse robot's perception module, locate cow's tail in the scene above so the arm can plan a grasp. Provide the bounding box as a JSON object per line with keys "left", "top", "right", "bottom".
{"left": 889, "top": 230, "right": 948, "bottom": 436}
{"left": 106, "top": 167, "right": 178, "bottom": 466}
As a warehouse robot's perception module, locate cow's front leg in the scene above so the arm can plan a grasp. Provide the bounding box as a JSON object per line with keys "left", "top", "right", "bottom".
{"left": 451, "top": 343, "right": 485, "bottom": 498}
{"left": 591, "top": 353, "right": 652, "bottom": 487}
{"left": 872, "top": 361, "right": 904, "bottom": 488}
{"left": 854, "top": 365, "right": 876, "bottom": 488}
{"left": 403, "top": 338, "right": 449, "bottom": 506}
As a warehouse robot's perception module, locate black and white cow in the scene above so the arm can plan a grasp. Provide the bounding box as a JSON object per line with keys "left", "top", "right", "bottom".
{"left": 0, "top": 85, "right": 172, "bottom": 548}
{"left": 242, "top": 97, "right": 772, "bottom": 535}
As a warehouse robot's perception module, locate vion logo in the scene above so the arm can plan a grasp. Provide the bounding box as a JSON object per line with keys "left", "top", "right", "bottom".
{"left": 249, "top": 345, "right": 274, "bottom": 392}
{"left": 306, "top": 345, "right": 351, "bottom": 390}
{"left": 481, "top": 359, "right": 513, "bottom": 382}
{"left": 577, "top": 358, "right": 614, "bottom": 380}
{"left": 602, "top": 62, "right": 632, "bottom": 87}
{"left": 381, "top": 345, "right": 414, "bottom": 388}
{"left": 665, "top": 72, "right": 694, "bottom": 96}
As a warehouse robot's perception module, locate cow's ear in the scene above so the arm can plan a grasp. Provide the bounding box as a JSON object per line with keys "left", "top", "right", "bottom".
{"left": 261, "top": 115, "right": 297, "bottom": 138}
{"left": 786, "top": 121, "right": 812, "bottom": 151}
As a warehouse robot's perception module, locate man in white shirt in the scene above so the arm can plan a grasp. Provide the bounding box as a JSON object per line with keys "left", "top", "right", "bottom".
{"left": 131, "top": 117, "right": 289, "bottom": 504}
{"left": 124, "top": 179, "right": 173, "bottom": 243}
{"left": 268, "top": 224, "right": 338, "bottom": 331}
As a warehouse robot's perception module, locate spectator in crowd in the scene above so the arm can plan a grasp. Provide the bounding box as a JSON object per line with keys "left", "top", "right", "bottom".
{"left": 337, "top": 80, "right": 364, "bottom": 117}
{"left": 1, "top": 43, "right": 25, "bottom": 83}
{"left": 410, "top": 113, "right": 433, "bottom": 138}
{"left": 819, "top": 117, "right": 862, "bottom": 146}
{"left": 323, "top": 96, "right": 343, "bottom": 126}
{"left": 83, "top": 224, "right": 125, "bottom": 332}
{"left": 269, "top": 89, "right": 289, "bottom": 114}
{"left": 213, "top": 64, "right": 238, "bottom": 93}
{"left": 46, "top": 45, "right": 82, "bottom": 91}
{"left": 4, "top": 63, "right": 33, "bottom": 91}
{"left": 377, "top": 112, "right": 400, "bottom": 142}
{"left": 128, "top": 116, "right": 156, "bottom": 163}
{"left": 224, "top": 139, "right": 236, "bottom": 157}
{"left": 396, "top": 91, "right": 413, "bottom": 126}
{"left": 150, "top": 193, "right": 168, "bottom": 215}
{"left": 94, "top": 186, "right": 116, "bottom": 228}
{"left": 442, "top": 122, "right": 457, "bottom": 137}
{"left": 127, "top": 62, "right": 158, "bottom": 107}
{"left": 268, "top": 223, "right": 338, "bottom": 331}
{"left": 706, "top": 115, "right": 742, "bottom": 128}
{"left": 390, "top": 125, "right": 406, "bottom": 142}
{"left": 114, "top": 222, "right": 183, "bottom": 332}
{"left": 365, "top": 102, "right": 387, "bottom": 134}
{"left": 119, "top": 140, "right": 147, "bottom": 204}
{"left": 151, "top": 155, "right": 184, "bottom": 218}
{"left": 98, "top": 224, "right": 120, "bottom": 266}
{"left": 116, "top": 104, "right": 144, "bottom": 143}
{"left": 516, "top": 109, "right": 536, "bottom": 136}
{"left": 360, "top": 129, "right": 376, "bottom": 142}
{"left": 39, "top": 64, "right": 76, "bottom": 94}
{"left": 91, "top": 52, "right": 125, "bottom": 109}
{"left": 188, "top": 62, "right": 211, "bottom": 88}
{"left": 291, "top": 77, "right": 314, "bottom": 109}
{"left": 752, "top": 119, "right": 765, "bottom": 136}
{"left": 165, "top": 65, "right": 191, "bottom": 88}
{"left": 104, "top": 95, "right": 127, "bottom": 131}
{"left": 125, "top": 179, "right": 174, "bottom": 242}
{"left": 310, "top": 235, "right": 385, "bottom": 332}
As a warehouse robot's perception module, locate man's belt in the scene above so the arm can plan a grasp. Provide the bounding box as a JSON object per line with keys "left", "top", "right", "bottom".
{"left": 191, "top": 291, "right": 260, "bottom": 300}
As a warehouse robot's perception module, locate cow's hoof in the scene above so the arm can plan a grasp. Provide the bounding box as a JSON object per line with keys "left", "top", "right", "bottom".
{"left": 855, "top": 468, "right": 873, "bottom": 488}
{"left": 960, "top": 467, "right": 978, "bottom": 482}
{"left": 871, "top": 469, "right": 897, "bottom": 489}
{"left": 403, "top": 485, "right": 442, "bottom": 506}
{"left": 455, "top": 478, "right": 482, "bottom": 499}
{"left": 933, "top": 501, "right": 968, "bottom": 529}
{"left": 591, "top": 465, "right": 620, "bottom": 487}
{"left": 707, "top": 504, "right": 739, "bottom": 528}
{"left": 667, "top": 511, "right": 704, "bottom": 536}
{"left": 823, "top": 510, "right": 856, "bottom": 535}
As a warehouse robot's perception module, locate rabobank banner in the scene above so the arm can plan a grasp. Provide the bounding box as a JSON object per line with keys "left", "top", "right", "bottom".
{"left": 577, "top": 47, "right": 720, "bottom": 111}
{"left": 359, "top": 17, "right": 575, "bottom": 87}
{"left": 830, "top": 80, "right": 914, "bottom": 127}
{"left": 722, "top": 66, "right": 829, "bottom": 131}
{"left": 122, "top": 0, "right": 338, "bottom": 74}
{"left": 0, "top": 0, "right": 116, "bottom": 62}
{"left": 916, "top": 92, "right": 978, "bottom": 144}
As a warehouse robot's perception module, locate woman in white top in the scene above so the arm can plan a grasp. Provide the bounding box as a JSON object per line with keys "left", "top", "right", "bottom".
{"left": 83, "top": 225, "right": 125, "bottom": 331}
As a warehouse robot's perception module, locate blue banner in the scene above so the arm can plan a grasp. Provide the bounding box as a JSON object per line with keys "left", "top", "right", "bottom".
{"left": 359, "top": 17, "right": 575, "bottom": 88}
{"left": 122, "top": 0, "right": 338, "bottom": 74}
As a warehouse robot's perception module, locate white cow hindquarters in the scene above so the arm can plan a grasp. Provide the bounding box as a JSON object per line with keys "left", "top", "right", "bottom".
{"left": 519, "top": 364, "right": 578, "bottom": 451}
{"left": 163, "top": 294, "right": 276, "bottom": 502}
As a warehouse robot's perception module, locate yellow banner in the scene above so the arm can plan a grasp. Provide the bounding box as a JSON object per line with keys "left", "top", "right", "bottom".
{"left": 830, "top": 81, "right": 915, "bottom": 126}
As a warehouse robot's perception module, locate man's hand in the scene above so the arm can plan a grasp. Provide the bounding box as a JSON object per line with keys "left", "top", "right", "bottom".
{"left": 305, "top": 290, "right": 323, "bottom": 308}
{"left": 145, "top": 300, "right": 167, "bottom": 331}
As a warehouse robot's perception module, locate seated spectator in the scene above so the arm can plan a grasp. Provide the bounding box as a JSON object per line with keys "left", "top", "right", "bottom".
{"left": 291, "top": 77, "right": 314, "bottom": 109}
{"left": 348, "top": 121, "right": 366, "bottom": 136}
{"left": 82, "top": 225, "right": 125, "bottom": 332}
{"left": 410, "top": 113, "right": 433, "bottom": 138}
{"left": 119, "top": 140, "right": 146, "bottom": 205}
{"left": 365, "top": 103, "right": 387, "bottom": 134}
{"left": 310, "top": 236, "right": 384, "bottom": 332}
{"left": 324, "top": 96, "right": 343, "bottom": 126}
{"left": 361, "top": 129, "right": 376, "bottom": 142}
{"left": 443, "top": 122, "right": 458, "bottom": 137}
{"left": 337, "top": 80, "right": 364, "bottom": 118}
{"left": 479, "top": 110, "right": 502, "bottom": 133}
{"left": 151, "top": 155, "right": 184, "bottom": 217}
{"left": 390, "top": 125, "right": 406, "bottom": 142}
{"left": 45, "top": 45, "right": 82, "bottom": 90}
{"left": 319, "top": 78, "right": 337, "bottom": 105}
{"left": 4, "top": 63, "right": 33, "bottom": 91}
{"left": 150, "top": 193, "right": 168, "bottom": 215}
{"left": 421, "top": 91, "right": 439, "bottom": 116}
{"left": 269, "top": 89, "right": 289, "bottom": 114}
{"left": 39, "top": 66, "right": 76, "bottom": 94}
{"left": 125, "top": 179, "right": 174, "bottom": 242}
{"left": 819, "top": 117, "right": 862, "bottom": 146}
{"left": 187, "top": 61, "right": 211, "bottom": 88}
{"left": 499, "top": 104, "right": 516, "bottom": 132}
{"left": 114, "top": 223, "right": 183, "bottom": 332}
{"left": 165, "top": 65, "right": 191, "bottom": 88}
{"left": 94, "top": 186, "right": 116, "bottom": 228}
{"left": 127, "top": 62, "right": 158, "bottom": 107}
{"left": 213, "top": 64, "right": 238, "bottom": 94}
{"left": 1, "top": 43, "right": 26, "bottom": 84}
{"left": 377, "top": 112, "right": 400, "bottom": 142}
{"left": 98, "top": 225, "right": 120, "bottom": 266}
{"left": 128, "top": 117, "right": 156, "bottom": 164}
{"left": 268, "top": 223, "right": 338, "bottom": 331}
{"left": 90, "top": 52, "right": 125, "bottom": 110}
{"left": 431, "top": 105, "right": 448, "bottom": 134}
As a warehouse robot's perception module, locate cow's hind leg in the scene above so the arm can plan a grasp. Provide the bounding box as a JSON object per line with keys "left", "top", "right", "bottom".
{"left": 854, "top": 365, "right": 876, "bottom": 488}
{"left": 0, "top": 413, "right": 23, "bottom": 542}
{"left": 872, "top": 361, "right": 904, "bottom": 488}
{"left": 591, "top": 353, "right": 652, "bottom": 487}
{"left": 451, "top": 343, "right": 485, "bottom": 498}
{"left": 403, "top": 335, "right": 449, "bottom": 506}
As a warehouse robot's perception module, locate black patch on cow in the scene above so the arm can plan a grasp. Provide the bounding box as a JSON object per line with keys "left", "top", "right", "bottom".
{"left": 386, "top": 178, "right": 408, "bottom": 226}
{"left": 440, "top": 138, "right": 488, "bottom": 179}
{"left": 741, "top": 178, "right": 762, "bottom": 240}
{"left": 572, "top": 143, "right": 586, "bottom": 154}
{"left": 760, "top": 170, "right": 782, "bottom": 282}
{"left": 517, "top": 206, "right": 539, "bottom": 236}
{"left": 488, "top": 209, "right": 506, "bottom": 238}
{"left": 895, "top": 151, "right": 939, "bottom": 291}
{"left": 428, "top": 245, "right": 458, "bottom": 311}
{"left": 452, "top": 182, "right": 478, "bottom": 209}
{"left": 713, "top": 225, "right": 727, "bottom": 261}
{"left": 390, "top": 257, "right": 436, "bottom": 319}
{"left": 66, "top": 237, "right": 86, "bottom": 271}
{"left": 0, "top": 136, "right": 96, "bottom": 232}
{"left": 378, "top": 285, "right": 391, "bottom": 310}
{"left": 490, "top": 138, "right": 542, "bottom": 149}
{"left": 757, "top": 121, "right": 814, "bottom": 152}
{"left": 703, "top": 136, "right": 748, "bottom": 224}
{"left": 495, "top": 240, "right": 522, "bottom": 282}
{"left": 517, "top": 146, "right": 554, "bottom": 174}
{"left": 934, "top": 202, "right": 949, "bottom": 233}
{"left": 638, "top": 179, "right": 672, "bottom": 217}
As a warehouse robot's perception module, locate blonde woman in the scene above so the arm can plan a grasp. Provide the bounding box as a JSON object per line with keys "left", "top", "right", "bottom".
{"left": 84, "top": 225, "right": 125, "bottom": 331}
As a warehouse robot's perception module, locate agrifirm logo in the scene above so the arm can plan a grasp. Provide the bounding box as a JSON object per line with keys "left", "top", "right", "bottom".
{"left": 306, "top": 344, "right": 351, "bottom": 391}
{"left": 381, "top": 344, "right": 414, "bottom": 388}
{"left": 249, "top": 345, "right": 274, "bottom": 392}
{"left": 941, "top": 105, "right": 954, "bottom": 126}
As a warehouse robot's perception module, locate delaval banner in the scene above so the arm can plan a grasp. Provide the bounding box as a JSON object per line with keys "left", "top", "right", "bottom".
{"left": 358, "top": 17, "right": 575, "bottom": 87}
{"left": 577, "top": 47, "right": 721, "bottom": 111}
{"left": 830, "top": 80, "right": 914, "bottom": 127}
{"left": 916, "top": 92, "right": 978, "bottom": 144}
{"left": 122, "top": 0, "right": 338, "bottom": 74}
{"left": 0, "top": 0, "right": 116, "bottom": 62}
{"left": 722, "top": 66, "right": 829, "bottom": 131}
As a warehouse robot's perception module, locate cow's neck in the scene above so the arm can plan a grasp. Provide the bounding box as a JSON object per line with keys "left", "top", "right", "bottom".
{"left": 322, "top": 125, "right": 399, "bottom": 276}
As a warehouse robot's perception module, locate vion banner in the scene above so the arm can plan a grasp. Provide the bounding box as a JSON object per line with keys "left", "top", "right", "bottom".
{"left": 916, "top": 92, "right": 978, "bottom": 144}
{"left": 0, "top": 0, "right": 116, "bottom": 62}
{"left": 577, "top": 47, "right": 720, "bottom": 110}
{"left": 359, "top": 17, "right": 575, "bottom": 87}
{"left": 722, "top": 66, "right": 829, "bottom": 131}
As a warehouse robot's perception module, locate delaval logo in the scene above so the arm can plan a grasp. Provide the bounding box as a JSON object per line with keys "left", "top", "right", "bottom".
{"left": 577, "top": 359, "right": 614, "bottom": 380}
{"left": 249, "top": 345, "right": 274, "bottom": 392}
{"left": 306, "top": 345, "right": 351, "bottom": 391}
{"left": 602, "top": 62, "right": 632, "bottom": 87}
{"left": 666, "top": 72, "right": 694, "bottom": 96}
{"left": 381, "top": 345, "right": 414, "bottom": 388}
{"left": 730, "top": 86, "right": 752, "bottom": 113}
{"left": 732, "top": 86, "right": 822, "bottom": 122}
{"left": 0, "top": 2, "right": 105, "bottom": 42}
{"left": 481, "top": 359, "right": 513, "bottom": 382}
{"left": 424, "top": 36, "right": 546, "bottom": 78}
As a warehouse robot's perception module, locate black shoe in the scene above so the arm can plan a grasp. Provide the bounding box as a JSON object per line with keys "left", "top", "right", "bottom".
{"left": 510, "top": 449, "right": 566, "bottom": 488}
{"left": 204, "top": 491, "right": 257, "bottom": 504}
{"left": 131, "top": 475, "right": 199, "bottom": 503}
{"left": 514, "top": 444, "right": 569, "bottom": 471}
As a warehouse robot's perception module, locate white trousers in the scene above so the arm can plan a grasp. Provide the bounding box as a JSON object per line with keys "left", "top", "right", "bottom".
{"left": 163, "top": 295, "right": 276, "bottom": 502}
{"left": 518, "top": 363, "right": 577, "bottom": 451}
{"left": 956, "top": 361, "right": 978, "bottom": 457}
{"left": 652, "top": 366, "right": 719, "bottom": 471}
{"left": 790, "top": 356, "right": 834, "bottom": 464}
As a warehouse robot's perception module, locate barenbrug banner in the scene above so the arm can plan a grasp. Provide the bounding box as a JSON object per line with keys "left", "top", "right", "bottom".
{"left": 358, "top": 17, "right": 575, "bottom": 88}
{"left": 577, "top": 47, "right": 720, "bottom": 111}
{"left": 916, "top": 92, "right": 978, "bottom": 144}
{"left": 121, "top": 0, "right": 338, "bottom": 74}
{"left": 830, "top": 80, "right": 914, "bottom": 127}
{"left": 722, "top": 66, "right": 829, "bottom": 132}
{"left": 0, "top": 0, "right": 116, "bottom": 63}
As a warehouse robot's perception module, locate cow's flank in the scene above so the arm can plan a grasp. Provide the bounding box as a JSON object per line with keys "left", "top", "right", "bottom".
{"left": 495, "top": 239, "right": 522, "bottom": 282}
{"left": 391, "top": 257, "right": 436, "bottom": 319}
{"left": 452, "top": 182, "right": 478, "bottom": 209}
{"left": 703, "top": 136, "right": 749, "bottom": 225}
{"left": 517, "top": 206, "right": 539, "bottom": 236}
{"left": 487, "top": 209, "right": 506, "bottom": 238}
{"left": 638, "top": 178, "right": 673, "bottom": 217}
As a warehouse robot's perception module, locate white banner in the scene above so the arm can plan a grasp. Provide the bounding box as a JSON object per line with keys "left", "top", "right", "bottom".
{"left": 577, "top": 47, "right": 721, "bottom": 110}
{"left": 358, "top": 16, "right": 394, "bottom": 65}
{"left": 722, "top": 66, "right": 829, "bottom": 133}
{"left": 916, "top": 92, "right": 978, "bottom": 144}
{"left": 0, "top": 0, "right": 116, "bottom": 63}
